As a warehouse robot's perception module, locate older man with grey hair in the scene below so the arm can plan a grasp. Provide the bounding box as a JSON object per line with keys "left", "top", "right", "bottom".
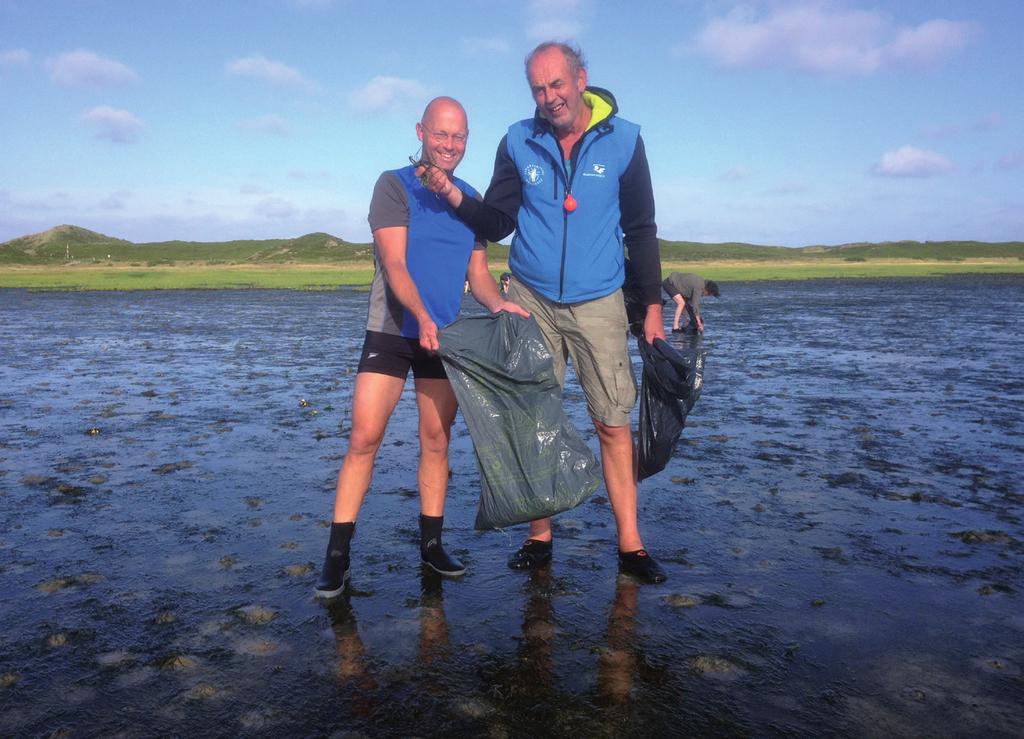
{"left": 420, "top": 43, "right": 668, "bottom": 583}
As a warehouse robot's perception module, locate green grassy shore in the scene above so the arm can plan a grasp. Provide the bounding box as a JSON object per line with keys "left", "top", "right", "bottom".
{"left": 2, "top": 259, "right": 1023, "bottom": 291}
{"left": 2, "top": 225, "right": 1022, "bottom": 290}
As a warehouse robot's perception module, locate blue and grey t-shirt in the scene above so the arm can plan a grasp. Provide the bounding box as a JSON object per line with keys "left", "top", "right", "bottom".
{"left": 365, "top": 165, "right": 483, "bottom": 338}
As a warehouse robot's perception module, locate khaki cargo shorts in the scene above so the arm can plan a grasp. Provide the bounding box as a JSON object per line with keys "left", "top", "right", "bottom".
{"left": 508, "top": 278, "right": 637, "bottom": 427}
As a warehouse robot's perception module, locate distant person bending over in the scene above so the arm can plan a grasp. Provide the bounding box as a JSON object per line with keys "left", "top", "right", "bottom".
{"left": 662, "top": 272, "right": 719, "bottom": 334}
{"left": 418, "top": 42, "right": 668, "bottom": 584}
{"left": 315, "top": 97, "right": 527, "bottom": 598}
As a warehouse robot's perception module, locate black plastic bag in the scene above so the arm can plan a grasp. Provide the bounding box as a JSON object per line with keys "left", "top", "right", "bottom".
{"left": 637, "top": 336, "right": 706, "bottom": 481}
{"left": 438, "top": 313, "right": 602, "bottom": 530}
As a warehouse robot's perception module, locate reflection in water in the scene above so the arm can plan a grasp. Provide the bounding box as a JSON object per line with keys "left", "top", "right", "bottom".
{"left": 327, "top": 572, "right": 455, "bottom": 724}
{"left": 520, "top": 568, "right": 556, "bottom": 690}
{"left": 327, "top": 597, "right": 376, "bottom": 696}
{"left": 418, "top": 570, "right": 450, "bottom": 667}
{"left": 598, "top": 575, "right": 640, "bottom": 707}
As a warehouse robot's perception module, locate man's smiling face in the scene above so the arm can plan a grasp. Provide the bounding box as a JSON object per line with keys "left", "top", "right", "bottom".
{"left": 527, "top": 46, "right": 588, "bottom": 135}
{"left": 416, "top": 99, "right": 468, "bottom": 173}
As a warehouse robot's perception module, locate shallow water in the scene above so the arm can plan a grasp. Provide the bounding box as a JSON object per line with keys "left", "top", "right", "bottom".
{"left": 1, "top": 276, "right": 1022, "bottom": 737}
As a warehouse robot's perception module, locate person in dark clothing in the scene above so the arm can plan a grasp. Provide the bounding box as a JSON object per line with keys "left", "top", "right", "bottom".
{"left": 662, "top": 272, "right": 719, "bottom": 333}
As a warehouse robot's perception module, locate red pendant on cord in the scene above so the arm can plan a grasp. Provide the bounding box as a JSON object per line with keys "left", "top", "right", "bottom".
{"left": 563, "top": 193, "right": 577, "bottom": 212}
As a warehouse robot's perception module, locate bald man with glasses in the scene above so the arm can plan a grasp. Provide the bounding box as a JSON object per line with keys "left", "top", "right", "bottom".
{"left": 315, "top": 97, "right": 526, "bottom": 598}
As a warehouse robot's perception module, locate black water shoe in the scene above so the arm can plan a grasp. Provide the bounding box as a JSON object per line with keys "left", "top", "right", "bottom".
{"left": 618, "top": 549, "right": 667, "bottom": 584}
{"left": 508, "top": 539, "right": 553, "bottom": 570}
{"left": 422, "top": 541, "right": 466, "bottom": 577}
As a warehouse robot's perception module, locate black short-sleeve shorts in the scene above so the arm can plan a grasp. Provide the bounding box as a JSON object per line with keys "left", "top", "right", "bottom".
{"left": 356, "top": 330, "right": 447, "bottom": 380}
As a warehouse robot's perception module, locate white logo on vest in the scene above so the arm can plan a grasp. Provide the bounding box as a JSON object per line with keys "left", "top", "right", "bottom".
{"left": 523, "top": 164, "right": 545, "bottom": 186}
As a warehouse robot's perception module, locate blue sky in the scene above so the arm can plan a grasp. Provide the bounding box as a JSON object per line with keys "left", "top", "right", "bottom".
{"left": 1, "top": 0, "right": 1021, "bottom": 246}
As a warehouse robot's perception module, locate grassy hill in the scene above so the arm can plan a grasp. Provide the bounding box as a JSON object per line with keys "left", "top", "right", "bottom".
{"left": 659, "top": 239, "right": 1024, "bottom": 262}
{"left": 2, "top": 225, "right": 1022, "bottom": 272}
{"left": 659, "top": 240, "right": 805, "bottom": 261}
{"left": 796, "top": 240, "right": 1024, "bottom": 260}
{"left": 0, "top": 225, "right": 374, "bottom": 265}
{"left": 0, "top": 225, "right": 132, "bottom": 264}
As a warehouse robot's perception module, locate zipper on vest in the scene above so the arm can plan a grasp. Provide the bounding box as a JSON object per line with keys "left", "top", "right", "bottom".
{"left": 558, "top": 155, "right": 572, "bottom": 302}
{"left": 558, "top": 205, "right": 569, "bottom": 302}
{"left": 557, "top": 129, "right": 601, "bottom": 302}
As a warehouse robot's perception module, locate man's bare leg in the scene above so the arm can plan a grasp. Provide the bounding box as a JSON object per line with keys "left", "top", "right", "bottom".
{"left": 512, "top": 421, "right": 646, "bottom": 571}
{"left": 413, "top": 378, "right": 458, "bottom": 516}
{"left": 526, "top": 518, "right": 552, "bottom": 542}
{"left": 317, "top": 371, "right": 405, "bottom": 597}
{"left": 593, "top": 420, "right": 643, "bottom": 552}
{"left": 414, "top": 377, "right": 465, "bottom": 576}
{"left": 596, "top": 421, "right": 667, "bottom": 583}
{"left": 331, "top": 372, "right": 406, "bottom": 522}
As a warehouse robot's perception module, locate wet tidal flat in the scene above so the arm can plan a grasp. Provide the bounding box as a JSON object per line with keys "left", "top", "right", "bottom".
{"left": 1, "top": 276, "right": 1022, "bottom": 737}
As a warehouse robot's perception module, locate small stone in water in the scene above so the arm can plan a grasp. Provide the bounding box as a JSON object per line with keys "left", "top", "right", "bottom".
{"left": 663, "top": 593, "right": 701, "bottom": 608}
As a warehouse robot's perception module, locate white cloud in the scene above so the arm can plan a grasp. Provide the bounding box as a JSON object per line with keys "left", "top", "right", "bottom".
{"left": 96, "top": 191, "right": 132, "bottom": 210}
{"left": 82, "top": 106, "right": 145, "bottom": 143}
{"left": 692, "top": 3, "right": 977, "bottom": 76}
{"left": 919, "top": 122, "right": 962, "bottom": 139}
{"left": 225, "top": 54, "right": 318, "bottom": 92}
{"left": 16, "top": 191, "right": 73, "bottom": 211}
{"left": 885, "top": 19, "right": 976, "bottom": 66}
{"left": 1, "top": 49, "right": 31, "bottom": 67}
{"left": 0, "top": 184, "right": 367, "bottom": 244}
{"left": 47, "top": 50, "right": 138, "bottom": 87}
{"left": 528, "top": 19, "right": 583, "bottom": 40}
{"left": 761, "top": 183, "right": 808, "bottom": 196}
{"left": 526, "top": 0, "right": 584, "bottom": 41}
{"left": 996, "top": 151, "right": 1024, "bottom": 172}
{"left": 237, "top": 114, "right": 292, "bottom": 136}
{"left": 871, "top": 146, "right": 953, "bottom": 177}
{"left": 348, "top": 76, "right": 431, "bottom": 115}
{"left": 720, "top": 165, "right": 751, "bottom": 182}
{"left": 920, "top": 113, "right": 1003, "bottom": 139}
{"left": 973, "top": 112, "right": 1003, "bottom": 131}
{"left": 288, "top": 169, "right": 331, "bottom": 182}
{"left": 255, "top": 197, "right": 299, "bottom": 219}
{"left": 461, "top": 36, "right": 511, "bottom": 57}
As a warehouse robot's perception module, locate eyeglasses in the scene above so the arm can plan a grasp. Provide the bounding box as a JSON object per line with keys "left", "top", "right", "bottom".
{"left": 422, "top": 127, "right": 467, "bottom": 145}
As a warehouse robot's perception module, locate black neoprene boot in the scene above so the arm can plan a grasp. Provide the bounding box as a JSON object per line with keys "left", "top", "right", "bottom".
{"left": 420, "top": 514, "right": 466, "bottom": 577}
{"left": 315, "top": 521, "right": 354, "bottom": 598}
